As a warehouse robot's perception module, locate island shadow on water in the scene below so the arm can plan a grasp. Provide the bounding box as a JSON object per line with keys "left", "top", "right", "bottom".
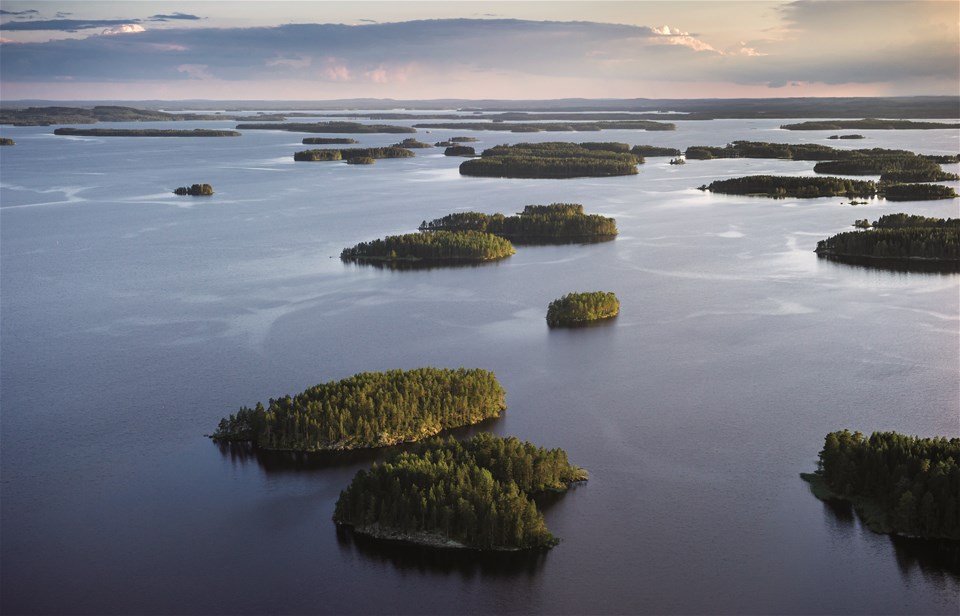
{"left": 816, "top": 253, "right": 960, "bottom": 274}
{"left": 818, "top": 498, "right": 960, "bottom": 576}
{"left": 334, "top": 524, "right": 549, "bottom": 579}
{"left": 341, "top": 258, "right": 510, "bottom": 272}
{"left": 214, "top": 415, "right": 506, "bottom": 475}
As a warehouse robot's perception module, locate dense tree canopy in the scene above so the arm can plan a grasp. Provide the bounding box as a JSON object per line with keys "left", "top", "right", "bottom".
{"left": 684, "top": 141, "right": 913, "bottom": 161}
{"left": 53, "top": 128, "right": 240, "bottom": 137}
{"left": 334, "top": 433, "right": 588, "bottom": 550}
{"left": 413, "top": 120, "right": 675, "bottom": 132}
{"left": 294, "top": 147, "right": 415, "bottom": 162}
{"left": 806, "top": 430, "right": 960, "bottom": 540}
{"left": 460, "top": 142, "right": 640, "bottom": 179}
{"left": 0, "top": 138, "right": 14, "bottom": 145}
{"left": 302, "top": 137, "right": 359, "bottom": 144}
{"left": 419, "top": 203, "right": 617, "bottom": 243}
{"left": 813, "top": 156, "right": 958, "bottom": 183}
{"left": 815, "top": 216, "right": 960, "bottom": 267}
{"left": 173, "top": 184, "right": 214, "bottom": 196}
{"left": 236, "top": 121, "right": 416, "bottom": 133}
{"left": 546, "top": 292, "right": 620, "bottom": 327}
{"left": 703, "top": 175, "right": 877, "bottom": 198}
{"left": 392, "top": 138, "right": 433, "bottom": 149}
{"left": 631, "top": 145, "right": 682, "bottom": 157}
{"left": 341, "top": 230, "right": 515, "bottom": 263}
{"left": 212, "top": 368, "right": 507, "bottom": 451}
{"left": 782, "top": 119, "right": 960, "bottom": 130}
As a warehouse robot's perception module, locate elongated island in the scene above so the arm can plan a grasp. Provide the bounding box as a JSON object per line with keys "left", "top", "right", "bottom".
{"left": 53, "top": 128, "right": 241, "bottom": 137}
{"left": 334, "top": 433, "right": 587, "bottom": 550}
{"left": 420, "top": 203, "right": 617, "bottom": 244}
{"left": 802, "top": 430, "right": 960, "bottom": 541}
{"left": 341, "top": 230, "right": 515, "bottom": 265}
{"left": 460, "top": 142, "right": 641, "bottom": 179}
{"left": 547, "top": 292, "right": 620, "bottom": 327}
{"left": 815, "top": 215, "right": 960, "bottom": 271}
{"left": 212, "top": 368, "right": 507, "bottom": 451}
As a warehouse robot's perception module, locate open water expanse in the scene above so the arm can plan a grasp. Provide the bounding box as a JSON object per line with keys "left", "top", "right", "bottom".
{"left": 1, "top": 114, "right": 959, "bottom": 614}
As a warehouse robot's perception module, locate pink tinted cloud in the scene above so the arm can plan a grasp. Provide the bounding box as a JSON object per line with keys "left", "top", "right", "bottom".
{"left": 322, "top": 57, "right": 351, "bottom": 81}
{"left": 177, "top": 64, "right": 213, "bottom": 80}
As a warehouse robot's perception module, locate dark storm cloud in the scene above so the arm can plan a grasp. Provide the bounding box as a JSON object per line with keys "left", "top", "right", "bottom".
{"left": 148, "top": 13, "right": 202, "bottom": 22}
{"left": 0, "top": 18, "right": 142, "bottom": 31}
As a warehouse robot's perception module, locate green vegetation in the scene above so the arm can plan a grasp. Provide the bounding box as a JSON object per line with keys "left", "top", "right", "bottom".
{"left": 631, "top": 145, "right": 682, "bottom": 157}
{"left": 293, "top": 147, "right": 415, "bottom": 162}
{"left": 236, "top": 121, "right": 416, "bottom": 133}
{"left": 334, "top": 433, "right": 587, "bottom": 550}
{"left": 803, "top": 430, "right": 960, "bottom": 540}
{"left": 419, "top": 203, "right": 617, "bottom": 244}
{"left": 212, "top": 368, "right": 507, "bottom": 451}
{"left": 883, "top": 183, "right": 958, "bottom": 201}
{"left": 341, "top": 230, "right": 515, "bottom": 263}
{"left": 546, "top": 292, "right": 620, "bottom": 327}
{"left": 702, "top": 175, "right": 877, "bottom": 198}
{"left": 459, "top": 142, "right": 640, "bottom": 179}
{"left": 53, "top": 128, "right": 240, "bottom": 137}
{"left": 450, "top": 136, "right": 479, "bottom": 142}
{"left": 302, "top": 137, "right": 359, "bottom": 144}
{"left": 815, "top": 215, "right": 960, "bottom": 267}
{"left": 0, "top": 137, "right": 14, "bottom": 145}
{"left": 669, "top": 158, "right": 685, "bottom": 165}
{"left": 0, "top": 105, "right": 256, "bottom": 126}
{"left": 414, "top": 120, "right": 675, "bottom": 132}
{"left": 174, "top": 184, "right": 214, "bottom": 196}
{"left": 444, "top": 145, "right": 476, "bottom": 157}
{"left": 813, "top": 156, "right": 958, "bottom": 183}
{"left": 347, "top": 157, "right": 376, "bottom": 165}
{"left": 392, "top": 138, "right": 433, "bottom": 148}
{"left": 828, "top": 134, "right": 865, "bottom": 140}
{"left": 782, "top": 119, "right": 960, "bottom": 131}
{"left": 684, "top": 140, "right": 912, "bottom": 161}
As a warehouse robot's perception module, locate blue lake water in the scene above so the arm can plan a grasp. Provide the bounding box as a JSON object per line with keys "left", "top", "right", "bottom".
{"left": 1, "top": 116, "right": 959, "bottom": 614}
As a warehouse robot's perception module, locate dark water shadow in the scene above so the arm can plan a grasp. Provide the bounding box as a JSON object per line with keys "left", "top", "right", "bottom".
{"left": 507, "top": 235, "right": 616, "bottom": 246}
{"left": 334, "top": 524, "right": 549, "bottom": 579}
{"left": 816, "top": 253, "right": 960, "bottom": 274}
{"left": 213, "top": 415, "right": 505, "bottom": 475}
{"left": 341, "top": 257, "right": 509, "bottom": 272}
{"left": 547, "top": 316, "right": 619, "bottom": 330}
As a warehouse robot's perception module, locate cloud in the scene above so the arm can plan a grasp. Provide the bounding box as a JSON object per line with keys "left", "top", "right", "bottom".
{"left": 177, "top": 64, "right": 213, "bottom": 80}
{"left": 1, "top": 9, "right": 39, "bottom": 17}
{"left": 267, "top": 54, "right": 312, "bottom": 69}
{"left": 101, "top": 24, "right": 146, "bottom": 36}
{"left": 148, "top": 13, "right": 201, "bottom": 22}
{"left": 0, "top": 19, "right": 143, "bottom": 31}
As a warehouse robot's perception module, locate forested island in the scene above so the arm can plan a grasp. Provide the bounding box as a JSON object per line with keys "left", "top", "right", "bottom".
{"left": 0, "top": 138, "right": 14, "bottom": 145}
{"left": 802, "top": 430, "right": 960, "bottom": 541}
{"left": 302, "top": 137, "right": 359, "bottom": 144}
{"left": 293, "top": 147, "right": 415, "bottom": 162}
{"left": 444, "top": 145, "right": 476, "bottom": 156}
{"left": 341, "top": 230, "right": 515, "bottom": 264}
{"left": 701, "top": 175, "right": 957, "bottom": 201}
{"left": 392, "top": 138, "right": 433, "bottom": 148}
{"left": 460, "top": 142, "right": 640, "bottom": 179}
{"left": 212, "top": 368, "right": 507, "bottom": 451}
{"left": 546, "top": 292, "right": 620, "bottom": 327}
{"left": 0, "top": 105, "right": 277, "bottom": 126}
{"left": 54, "top": 128, "right": 241, "bottom": 137}
{"left": 812, "top": 156, "right": 959, "bottom": 183}
{"left": 683, "top": 140, "right": 914, "bottom": 161}
{"left": 334, "top": 433, "right": 587, "bottom": 550}
{"left": 419, "top": 203, "right": 617, "bottom": 243}
{"left": 828, "top": 134, "right": 865, "bottom": 140}
{"left": 235, "top": 121, "right": 415, "bottom": 133}
{"left": 815, "top": 215, "right": 960, "bottom": 269}
{"left": 782, "top": 119, "right": 960, "bottom": 131}
{"left": 631, "top": 145, "right": 682, "bottom": 157}
{"left": 173, "top": 184, "right": 214, "bottom": 196}
{"left": 413, "top": 120, "right": 675, "bottom": 132}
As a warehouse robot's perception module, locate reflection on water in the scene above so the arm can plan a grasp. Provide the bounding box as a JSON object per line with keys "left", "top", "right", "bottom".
{"left": 335, "top": 525, "right": 549, "bottom": 579}
{"left": 341, "top": 257, "right": 509, "bottom": 271}
{"left": 816, "top": 253, "right": 960, "bottom": 274}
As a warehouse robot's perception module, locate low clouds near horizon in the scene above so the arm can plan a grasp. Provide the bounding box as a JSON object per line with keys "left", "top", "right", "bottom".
{"left": 1, "top": 3, "right": 957, "bottom": 100}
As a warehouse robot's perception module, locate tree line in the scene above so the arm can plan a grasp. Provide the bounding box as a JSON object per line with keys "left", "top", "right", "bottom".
{"left": 809, "top": 430, "right": 960, "bottom": 540}
{"left": 341, "top": 230, "right": 516, "bottom": 263}
{"left": 419, "top": 203, "right": 617, "bottom": 243}
{"left": 333, "top": 433, "right": 588, "bottom": 550}
{"left": 459, "top": 142, "right": 641, "bottom": 179}
{"left": 781, "top": 119, "right": 960, "bottom": 130}
{"left": 53, "top": 128, "right": 241, "bottom": 137}
{"left": 236, "top": 121, "right": 416, "bottom": 133}
{"left": 813, "top": 156, "right": 958, "bottom": 183}
{"left": 815, "top": 216, "right": 960, "bottom": 265}
{"left": 294, "top": 147, "right": 415, "bottom": 162}
{"left": 212, "top": 368, "right": 507, "bottom": 451}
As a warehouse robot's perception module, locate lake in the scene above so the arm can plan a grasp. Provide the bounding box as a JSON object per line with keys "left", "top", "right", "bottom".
{"left": 1, "top": 114, "right": 958, "bottom": 614}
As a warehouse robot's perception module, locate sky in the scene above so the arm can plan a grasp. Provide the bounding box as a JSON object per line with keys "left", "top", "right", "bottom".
{"left": 1, "top": 1, "right": 958, "bottom": 101}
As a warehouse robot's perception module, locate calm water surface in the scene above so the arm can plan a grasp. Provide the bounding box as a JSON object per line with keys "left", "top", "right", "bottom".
{"left": 2, "top": 116, "right": 959, "bottom": 614}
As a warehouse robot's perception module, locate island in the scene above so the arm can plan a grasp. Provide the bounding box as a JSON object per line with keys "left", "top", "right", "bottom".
{"left": 459, "top": 142, "right": 640, "bottom": 179}
{"left": 802, "top": 430, "right": 960, "bottom": 541}
{"left": 812, "top": 155, "right": 958, "bottom": 183}
{"left": 684, "top": 140, "right": 913, "bottom": 161}
{"left": 391, "top": 138, "right": 432, "bottom": 148}
{"left": 293, "top": 147, "right": 415, "bottom": 162}
{"left": 334, "top": 433, "right": 588, "bottom": 550}
{"left": 444, "top": 145, "right": 476, "bottom": 156}
{"left": 53, "top": 128, "right": 241, "bottom": 137}
{"left": 828, "top": 134, "right": 865, "bottom": 140}
{"left": 546, "top": 292, "right": 620, "bottom": 327}
{"left": 235, "top": 121, "right": 416, "bottom": 134}
{"left": 669, "top": 158, "right": 685, "bottom": 165}
{"left": 413, "top": 120, "right": 675, "bottom": 132}
{"left": 0, "top": 138, "right": 14, "bottom": 145}
{"left": 173, "top": 184, "right": 214, "bottom": 196}
{"left": 211, "top": 368, "right": 507, "bottom": 451}
{"left": 882, "top": 183, "right": 958, "bottom": 201}
{"left": 814, "top": 214, "right": 960, "bottom": 270}
{"left": 347, "top": 157, "right": 375, "bottom": 165}
{"left": 419, "top": 203, "right": 617, "bottom": 244}
{"left": 782, "top": 119, "right": 960, "bottom": 130}
{"left": 341, "top": 230, "right": 515, "bottom": 264}
{"left": 701, "top": 175, "right": 877, "bottom": 198}
{"left": 631, "top": 145, "right": 682, "bottom": 157}
{"left": 0, "top": 104, "right": 282, "bottom": 126}
{"left": 302, "top": 137, "right": 359, "bottom": 144}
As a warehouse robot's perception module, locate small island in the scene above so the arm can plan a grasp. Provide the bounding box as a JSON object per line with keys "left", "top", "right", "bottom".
{"left": 212, "top": 368, "right": 507, "bottom": 451}
{"left": 391, "top": 138, "right": 433, "bottom": 149}
{"left": 414, "top": 120, "right": 675, "bottom": 132}
{"left": 341, "top": 230, "right": 515, "bottom": 264}
{"left": 334, "top": 433, "right": 588, "bottom": 550}
{"left": 235, "top": 121, "right": 416, "bottom": 134}
{"left": 815, "top": 214, "right": 960, "bottom": 270}
{"left": 0, "top": 137, "right": 14, "bottom": 145}
{"left": 546, "top": 292, "right": 620, "bottom": 327}
{"left": 802, "top": 430, "right": 960, "bottom": 541}
{"left": 54, "top": 128, "right": 241, "bottom": 137}
{"left": 302, "top": 137, "right": 359, "bottom": 144}
{"left": 293, "top": 147, "right": 415, "bottom": 162}
{"left": 782, "top": 119, "right": 960, "bottom": 131}
{"left": 174, "top": 184, "right": 214, "bottom": 196}
{"left": 631, "top": 145, "right": 682, "bottom": 157}
{"left": 460, "top": 142, "right": 640, "bottom": 179}
{"left": 444, "top": 145, "right": 476, "bottom": 156}
{"left": 828, "top": 134, "right": 865, "bottom": 140}
{"left": 419, "top": 203, "right": 617, "bottom": 244}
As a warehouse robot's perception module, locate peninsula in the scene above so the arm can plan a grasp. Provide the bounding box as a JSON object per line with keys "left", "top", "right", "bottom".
{"left": 334, "top": 433, "right": 587, "bottom": 550}
{"left": 212, "top": 368, "right": 507, "bottom": 451}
